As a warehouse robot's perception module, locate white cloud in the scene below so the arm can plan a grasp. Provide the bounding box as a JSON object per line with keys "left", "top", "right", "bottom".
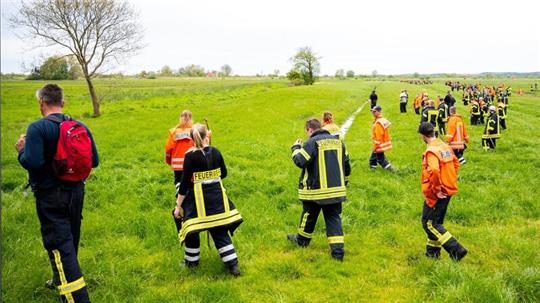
{"left": 2, "top": 0, "right": 539, "bottom": 75}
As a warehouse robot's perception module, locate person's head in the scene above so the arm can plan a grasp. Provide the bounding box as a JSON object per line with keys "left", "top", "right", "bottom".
{"left": 418, "top": 122, "right": 435, "bottom": 143}
{"left": 35, "top": 84, "right": 64, "bottom": 116}
{"left": 179, "top": 110, "right": 193, "bottom": 127}
{"left": 372, "top": 90, "right": 376, "bottom": 94}
{"left": 322, "top": 111, "right": 333, "bottom": 124}
{"left": 190, "top": 123, "right": 208, "bottom": 149}
{"left": 489, "top": 105, "right": 497, "bottom": 113}
{"left": 447, "top": 91, "right": 451, "bottom": 95}
{"left": 449, "top": 106, "right": 457, "bottom": 115}
{"left": 371, "top": 105, "right": 382, "bottom": 117}
{"left": 426, "top": 99, "right": 435, "bottom": 107}
{"left": 305, "top": 118, "right": 321, "bottom": 136}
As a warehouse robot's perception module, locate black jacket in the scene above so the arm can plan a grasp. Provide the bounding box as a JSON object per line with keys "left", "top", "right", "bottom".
{"left": 291, "top": 129, "right": 351, "bottom": 205}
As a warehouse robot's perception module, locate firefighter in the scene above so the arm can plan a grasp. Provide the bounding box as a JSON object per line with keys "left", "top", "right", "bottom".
{"left": 462, "top": 90, "right": 470, "bottom": 106}
{"left": 165, "top": 110, "right": 194, "bottom": 194}
{"left": 175, "top": 124, "right": 243, "bottom": 276}
{"left": 16, "top": 84, "right": 99, "bottom": 302}
{"left": 370, "top": 90, "right": 378, "bottom": 109}
{"left": 479, "top": 97, "right": 487, "bottom": 124}
{"left": 369, "top": 106, "right": 394, "bottom": 171}
{"left": 322, "top": 111, "right": 341, "bottom": 138}
{"left": 470, "top": 99, "right": 481, "bottom": 125}
{"left": 288, "top": 118, "right": 351, "bottom": 261}
{"left": 418, "top": 122, "right": 468, "bottom": 261}
{"left": 498, "top": 101, "right": 507, "bottom": 130}
{"left": 446, "top": 106, "right": 470, "bottom": 164}
{"left": 438, "top": 98, "right": 449, "bottom": 136}
{"left": 421, "top": 100, "right": 439, "bottom": 137}
{"left": 482, "top": 106, "right": 501, "bottom": 150}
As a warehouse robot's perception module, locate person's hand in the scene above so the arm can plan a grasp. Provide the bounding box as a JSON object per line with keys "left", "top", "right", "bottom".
{"left": 294, "top": 139, "right": 302, "bottom": 146}
{"left": 436, "top": 191, "right": 447, "bottom": 199}
{"left": 174, "top": 205, "right": 183, "bottom": 219}
{"left": 15, "top": 134, "right": 26, "bottom": 152}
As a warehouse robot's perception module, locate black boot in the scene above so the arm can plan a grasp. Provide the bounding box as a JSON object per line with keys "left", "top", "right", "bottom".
{"left": 287, "top": 234, "right": 309, "bottom": 247}
{"left": 184, "top": 260, "right": 199, "bottom": 269}
{"left": 425, "top": 246, "right": 441, "bottom": 259}
{"left": 450, "top": 247, "right": 468, "bottom": 262}
{"left": 228, "top": 264, "right": 241, "bottom": 277}
{"left": 443, "top": 239, "right": 467, "bottom": 261}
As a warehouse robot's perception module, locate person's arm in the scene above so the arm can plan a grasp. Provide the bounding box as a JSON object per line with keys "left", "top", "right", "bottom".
{"left": 342, "top": 142, "right": 351, "bottom": 185}
{"left": 216, "top": 148, "right": 228, "bottom": 179}
{"left": 164, "top": 131, "right": 174, "bottom": 165}
{"left": 18, "top": 123, "right": 45, "bottom": 170}
{"left": 291, "top": 140, "right": 314, "bottom": 169}
{"left": 178, "top": 152, "right": 194, "bottom": 196}
{"left": 426, "top": 152, "right": 442, "bottom": 195}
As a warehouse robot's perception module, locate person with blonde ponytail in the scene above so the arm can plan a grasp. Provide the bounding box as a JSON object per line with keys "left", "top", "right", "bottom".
{"left": 174, "top": 124, "right": 243, "bottom": 277}
{"left": 321, "top": 111, "right": 341, "bottom": 138}
{"left": 165, "top": 110, "right": 194, "bottom": 190}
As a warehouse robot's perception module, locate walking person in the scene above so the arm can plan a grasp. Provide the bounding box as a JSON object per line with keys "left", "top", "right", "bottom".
{"left": 399, "top": 90, "right": 408, "bottom": 113}
{"left": 165, "top": 110, "right": 194, "bottom": 192}
{"left": 418, "top": 122, "right": 468, "bottom": 261}
{"left": 370, "top": 90, "right": 378, "bottom": 109}
{"left": 175, "top": 124, "right": 243, "bottom": 276}
{"left": 321, "top": 111, "right": 341, "bottom": 138}
{"left": 446, "top": 106, "right": 470, "bottom": 164}
{"left": 369, "top": 106, "right": 394, "bottom": 171}
{"left": 16, "top": 84, "right": 99, "bottom": 302}
{"left": 288, "top": 118, "right": 351, "bottom": 260}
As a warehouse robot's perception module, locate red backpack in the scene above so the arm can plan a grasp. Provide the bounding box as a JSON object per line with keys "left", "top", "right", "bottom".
{"left": 46, "top": 115, "right": 93, "bottom": 182}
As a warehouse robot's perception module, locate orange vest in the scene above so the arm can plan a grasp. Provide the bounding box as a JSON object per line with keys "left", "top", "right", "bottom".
{"left": 421, "top": 139, "right": 459, "bottom": 207}
{"left": 322, "top": 122, "right": 341, "bottom": 137}
{"left": 372, "top": 116, "right": 392, "bottom": 152}
{"left": 446, "top": 114, "right": 470, "bottom": 150}
{"left": 165, "top": 125, "right": 194, "bottom": 171}
{"left": 414, "top": 96, "right": 422, "bottom": 109}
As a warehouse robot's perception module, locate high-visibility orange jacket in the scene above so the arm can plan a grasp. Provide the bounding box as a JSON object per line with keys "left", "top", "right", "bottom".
{"left": 446, "top": 114, "right": 470, "bottom": 150}
{"left": 421, "top": 138, "right": 459, "bottom": 207}
{"left": 372, "top": 115, "right": 392, "bottom": 153}
{"left": 322, "top": 122, "right": 341, "bottom": 138}
{"left": 414, "top": 96, "right": 422, "bottom": 109}
{"left": 165, "top": 124, "right": 193, "bottom": 171}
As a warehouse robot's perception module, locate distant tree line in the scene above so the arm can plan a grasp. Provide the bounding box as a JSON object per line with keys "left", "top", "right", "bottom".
{"left": 138, "top": 64, "right": 234, "bottom": 78}
{"left": 26, "top": 55, "right": 83, "bottom": 80}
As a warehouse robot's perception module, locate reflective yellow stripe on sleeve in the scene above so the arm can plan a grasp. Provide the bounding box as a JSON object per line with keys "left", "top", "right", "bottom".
{"left": 292, "top": 148, "right": 311, "bottom": 161}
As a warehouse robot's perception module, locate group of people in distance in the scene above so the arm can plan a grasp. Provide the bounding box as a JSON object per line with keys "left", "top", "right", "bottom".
{"left": 17, "top": 82, "right": 483, "bottom": 302}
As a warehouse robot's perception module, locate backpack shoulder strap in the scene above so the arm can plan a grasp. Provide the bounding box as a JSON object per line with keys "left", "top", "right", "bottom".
{"left": 44, "top": 114, "right": 71, "bottom": 124}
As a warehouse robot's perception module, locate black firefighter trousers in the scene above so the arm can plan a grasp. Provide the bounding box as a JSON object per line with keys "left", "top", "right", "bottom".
{"left": 35, "top": 183, "right": 90, "bottom": 303}
{"left": 421, "top": 197, "right": 465, "bottom": 259}
{"left": 184, "top": 226, "right": 239, "bottom": 268}
{"left": 296, "top": 201, "right": 344, "bottom": 259}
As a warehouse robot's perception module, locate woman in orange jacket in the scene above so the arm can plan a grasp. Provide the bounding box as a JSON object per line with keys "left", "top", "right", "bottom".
{"left": 165, "top": 110, "right": 194, "bottom": 188}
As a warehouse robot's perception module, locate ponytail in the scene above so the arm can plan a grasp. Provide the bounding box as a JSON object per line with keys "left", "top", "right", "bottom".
{"left": 190, "top": 123, "right": 207, "bottom": 149}
{"left": 179, "top": 110, "right": 193, "bottom": 128}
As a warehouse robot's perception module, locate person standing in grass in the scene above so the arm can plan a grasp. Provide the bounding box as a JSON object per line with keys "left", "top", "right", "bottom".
{"left": 369, "top": 106, "right": 394, "bottom": 171}
{"left": 369, "top": 90, "right": 378, "bottom": 109}
{"left": 165, "top": 110, "right": 194, "bottom": 194}
{"left": 446, "top": 106, "right": 470, "bottom": 164}
{"left": 322, "top": 111, "right": 341, "bottom": 138}
{"left": 420, "top": 100, "right": 439, "bottom": 137}
{"left": 174, "top": 124, "right": 243, "bottom": 277}
{"left": 482, "top": 106, "right": 501, "bottom": 150}
{"left": 414, "top": 93, "right": 422, "bottom": 115}
{"left": 288, "top": 118, "right": 351, "bottom": 261}
{"left": 437, "top": 98, "right": 449, "bottom": 136}
{"left": 16, "top": 84, "right": 99, "bottom": 302}
{"left": 418, "top": 122, "right": 468, "bottom": 261}
{"left": 399, "top": 90, "right": 408, "bottom": 113}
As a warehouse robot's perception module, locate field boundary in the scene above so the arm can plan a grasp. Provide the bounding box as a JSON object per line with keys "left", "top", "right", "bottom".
{"left": 340, "top": 101, "right": 369, "bottom": 139}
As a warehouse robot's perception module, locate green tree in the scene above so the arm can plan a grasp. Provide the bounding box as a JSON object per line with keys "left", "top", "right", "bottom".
{"left": 290, "top": 46, "right": 320, "bottom": 85}
{"left": 39, "top": 56, "right": 69, "bottom": 80}
{"left": 335, "top": 69, "right": 345, "bottom": 79}
{"left": 159, "top": 65, "right": 173, "bottom": 77}
{"left": 346, "top": 70, "right": 355, "bottom": 78}
{"left": 220, "top": 64, "right": 232, "bottom": 77}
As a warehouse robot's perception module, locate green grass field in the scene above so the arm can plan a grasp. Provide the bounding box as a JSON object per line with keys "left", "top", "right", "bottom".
{"left": 2, "top": 77, "right": 540, "bottom": 302}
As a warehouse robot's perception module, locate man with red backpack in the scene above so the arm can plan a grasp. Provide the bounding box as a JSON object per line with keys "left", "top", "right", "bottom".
{"left": 16, "top": 84, "right": 99, "bottom": 303}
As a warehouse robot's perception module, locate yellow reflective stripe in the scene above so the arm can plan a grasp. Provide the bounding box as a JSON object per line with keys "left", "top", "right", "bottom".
{"left": 194, "top": 183, "right": 206, "bottom": 217}
{"left": 302, "top": 169, "right": 308, "bottom": 188}
{"left": 299, "top": 212, "right": 309, "bottom": 231}
{"left": 58, "top": 277, "right": 86, "bottom": 295}
{"left": 337, "top": 145, "right": 345, "bottom": 186}
{"left": 179, "top": 210, "right": 242, "bottom": 242}
{"left": 426, "top": 239, "right": 441, "bottom": 247}
{"left": 220, "top": 181, "right": 230, "bottom": 213}
{"left": 439, "top": 231, "right": 453, "bottom": 245}
{"left": 298, "top": 230, "right": 313, "bottom": 239}
{"left": 298, "top": 191, "right": 346, "bottom": 201}
{"left": 427, "top": 221, "right": 453, "bottom": 245}
{"left": 52, "top": 250, "right": 75, "bottom": 303}
{"left": 292, "top": 148, "right": 311, "bottom": 161}
{"left": 328, "top": 236, "right": 344, "bottom": 244}
{"left": 298, "top": 186, "right": 346, "bottom": 195}
{"left": 318, "top": 149, "right": 327, "bottom": 189}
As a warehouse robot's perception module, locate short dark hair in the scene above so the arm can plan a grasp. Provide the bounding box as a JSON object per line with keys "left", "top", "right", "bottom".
{"left": 418, "top": 122, "right": 435, "bottom": 137}
{"left": 305, "top": 118, "right": 321, "bottom": 131}
{"left": 36, "top": 84, "right": 63, "bottom": 106}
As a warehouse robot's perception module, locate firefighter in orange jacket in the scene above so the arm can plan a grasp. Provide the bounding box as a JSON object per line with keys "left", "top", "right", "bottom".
{"left": 165, "top": 110, "right": 194, "bottom": 190}
{"left": 446, "top": 106, "right": 470, "bottom": 164}
{"left": 370, "top": 106, "right": 393, "bottom": 171}
{"left": 414, "top": 93, "right": 422, "bottom": 115}
{"left": 419, "top": 122, "right": 467, "bottom": 261}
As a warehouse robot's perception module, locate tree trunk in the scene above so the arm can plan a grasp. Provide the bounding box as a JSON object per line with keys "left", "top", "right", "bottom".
{"left": 84, "top": 75, "right": 100, "bottom": 117}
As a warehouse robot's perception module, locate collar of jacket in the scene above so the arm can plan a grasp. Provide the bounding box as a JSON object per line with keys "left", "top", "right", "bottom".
{"left": 310, "top": 128, "right": 330, "bottom": 138}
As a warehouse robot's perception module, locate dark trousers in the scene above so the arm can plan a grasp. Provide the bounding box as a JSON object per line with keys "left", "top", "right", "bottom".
{"left": 400, "top": 103, "right": 407, "bottom": 113}
{"left": 500, "top": 119, "right": 507, "bottom": 130}
{"left": 421, "top": 197, "right": 464, "bottom": 258}
{"left": 371, "top": 100, "right": 377, "bottom": 109}
{"left": 35, "top": 183, "right": 90, "bottom": 303}
{"left": 482, "top": 138, "right": 497, "bottom": 150}
{"left": 454, "top": 149, "right": 465, "bottom": 163}
{"left": 471, "top": 115, "right": 480, "bottom": 125}
{"left": 173, "top": 171, "right": 183, "bottom": 195}
{"left": 415, "top": 107, "right": 420, "bottom": 115}
{"left": 438, "top": 122, "right": 446, "bottom": 136}
{"left": 296, "top": 202, "right": 344, "bottom": 259}
{"left": 184, "top": 226, "right": 238, "bottom": 268}
{"left": 370, "top": 151, "right": 391, "bottom": 169}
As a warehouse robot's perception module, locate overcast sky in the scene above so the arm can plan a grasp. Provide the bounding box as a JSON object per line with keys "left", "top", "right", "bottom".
{"left": 2, "top": 0, "right": 539, "bottom": 75}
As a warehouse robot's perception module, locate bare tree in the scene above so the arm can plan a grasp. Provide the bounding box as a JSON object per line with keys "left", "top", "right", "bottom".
{"left": 290, "top": 46, "right": 320, "bottom": 85}
{"left": 10, "top": 0, "right": 144, "bottom": 117}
